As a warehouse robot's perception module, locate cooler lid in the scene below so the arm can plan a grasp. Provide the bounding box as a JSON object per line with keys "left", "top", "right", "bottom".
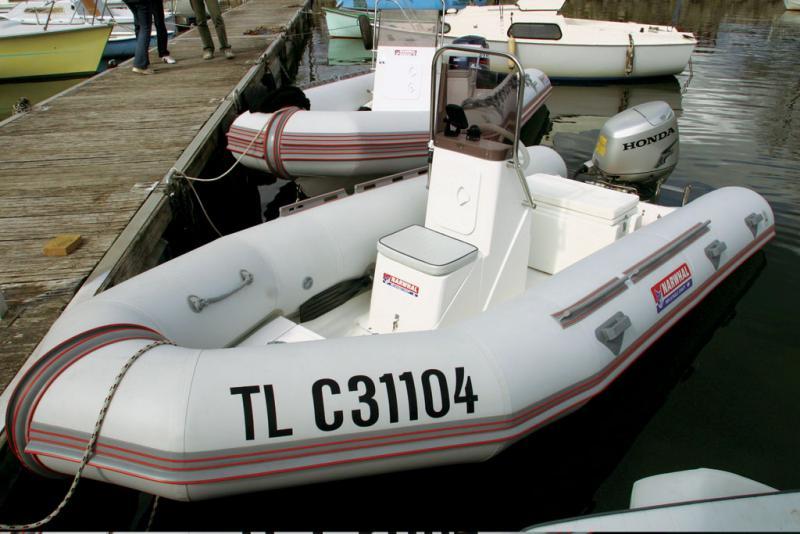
{"left": 526, "top": 173, "right": 639, "bottom": 221}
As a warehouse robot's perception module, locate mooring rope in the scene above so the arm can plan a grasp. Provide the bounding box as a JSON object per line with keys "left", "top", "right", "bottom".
{"left": 0, "top": 339, "right": 174, "bottom": 531}
{"left": 170, "top": 110, "right": 273, "bottom": 237}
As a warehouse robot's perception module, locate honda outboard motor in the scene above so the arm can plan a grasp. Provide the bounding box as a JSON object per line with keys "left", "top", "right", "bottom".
{"left": 579, "top": 101, "right": 678, "bottom": 198}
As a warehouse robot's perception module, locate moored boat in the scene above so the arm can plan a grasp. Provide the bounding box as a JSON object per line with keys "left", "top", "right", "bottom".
{"left": 441, "top": 5, "right": 697, "bottom": 80}
{"left": 326, "top": 2, "right": 697, "bottom": 80}
{"left": 0, "top": 19, "right": 112, "bottom": 80}
{"left": 2, "top": 46, "right": 775, "bottom": 502}
{"left": 228, "top": 11, "right": 550, "bottom": 181}
{"left": 2, "top": 0, "right": 176, "bottom": 58}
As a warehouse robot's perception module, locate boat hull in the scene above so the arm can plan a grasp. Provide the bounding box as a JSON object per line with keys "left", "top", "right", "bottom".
{"left": 338, "top": 0, "right": 490, "bottom": 10}
{"left": 104, "top": 30, "right": 174, "bottom": 58}
{"left": 3, "top": 180, "right": 774, "bottom": 501}
{"left": 0, "top": 23, "right": 112, "bottom": 80}
{"left": 469, "top": 37, "right": 696, "bottom": 80}
{"left": 323, "top": 7, "right": 364, "bottom": 39}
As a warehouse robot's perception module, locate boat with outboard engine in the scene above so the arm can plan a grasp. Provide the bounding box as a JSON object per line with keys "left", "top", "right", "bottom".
{"left": 2, "top": 46, "right": 774, "bottom": 502}
{"left": 528, "top": 469, "right": 800, "bottom": 531}
{"left": 228, "top": 7, "right": 549, "bottom": 182}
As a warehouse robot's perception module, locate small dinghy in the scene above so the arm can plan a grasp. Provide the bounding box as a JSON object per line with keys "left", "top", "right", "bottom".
{"left": 528, "top": 469, "right": 800, "bottom": 531}
{"left": 4, "top": 47, "right": 774, "bottom": 502}
{"left": 228, "top": 13, "right": 550, "bottom": 181}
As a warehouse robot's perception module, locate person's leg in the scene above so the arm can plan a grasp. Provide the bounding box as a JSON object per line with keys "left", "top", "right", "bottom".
{"left": 131, "top": 3, "right": 152, "bottom": 69}
{"left": 203, "top": 0, "right": 230, "bottom": 52}
{"left": 189, "top": 0, "right": 214, "bottom": 54}
{"left": 151, "top": 0, "right": 170, "bottom": 58}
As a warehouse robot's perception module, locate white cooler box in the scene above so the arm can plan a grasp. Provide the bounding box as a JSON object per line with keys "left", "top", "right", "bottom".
{"left": 526, "top": 173, "right": 641, "bottom": 274}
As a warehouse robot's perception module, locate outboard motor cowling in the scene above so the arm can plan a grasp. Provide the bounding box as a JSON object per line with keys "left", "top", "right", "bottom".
{"left": 449, "top": 35, "right": 490, "bottom": 71}
{"left": 587, "top": 100, "right": 678, "bottom": 185}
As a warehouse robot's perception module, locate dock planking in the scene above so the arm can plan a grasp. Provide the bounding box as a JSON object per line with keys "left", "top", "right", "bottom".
{"left": 0, "top": 0, "right": 312, "bottom": 403}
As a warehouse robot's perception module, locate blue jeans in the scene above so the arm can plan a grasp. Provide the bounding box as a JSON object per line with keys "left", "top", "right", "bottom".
{"left": 125, "top": 0, "right": 153, "bottom": 68}
{"left": 151, "top": 0, "right": 170, "bottom": 57}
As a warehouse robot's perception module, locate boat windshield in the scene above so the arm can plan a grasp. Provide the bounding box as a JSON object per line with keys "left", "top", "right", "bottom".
{"left": 374, "top": 0, "right": 442, "bottom": 48}
{"left": 432, "top": 46, "right": 527, "bottom": 161}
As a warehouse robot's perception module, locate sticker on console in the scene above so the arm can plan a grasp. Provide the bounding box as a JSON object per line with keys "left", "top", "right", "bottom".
{"left": 383, "top": 273, "right": 419, "bottom": 297}
{"left": 651, "top": 263, "right": 692, "bottom": 313}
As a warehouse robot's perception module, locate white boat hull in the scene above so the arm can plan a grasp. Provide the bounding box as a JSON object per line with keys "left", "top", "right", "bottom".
{"left": 468, "top": 37, "right": 695, "bottom": 80}
{"left": 438, "top": 7, "right": 696, "bottom": 80}
{"left": 4, "top": 176, "right": 774, "bottom": 500}
{"left": 786, "top": 0, "right": 800, "bottom": 10}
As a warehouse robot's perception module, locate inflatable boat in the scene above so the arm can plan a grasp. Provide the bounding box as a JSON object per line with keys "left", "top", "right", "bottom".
{"left": 228, "top": 10, "right": 549, "bottom": 181}
{"left": 528, "top": 469, "right": 800, "bottom": 531}
{"left": 4, "top": 48, "right": 774, "bottom": 502}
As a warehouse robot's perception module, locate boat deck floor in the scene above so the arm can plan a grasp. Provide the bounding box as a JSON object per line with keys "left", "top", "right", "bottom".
{"left": 244, "top": 267, "right": 554, "bottom": 345}
{"left": 0, "top": 0, "right": 309, "bottom": 398}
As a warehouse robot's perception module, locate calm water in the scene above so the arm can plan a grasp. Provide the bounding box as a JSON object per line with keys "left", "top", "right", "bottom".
{"left": 0, "top": 0, "right": 798, "bottom": 529}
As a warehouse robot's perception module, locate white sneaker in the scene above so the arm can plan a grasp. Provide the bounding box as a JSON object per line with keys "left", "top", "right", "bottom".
{"left": 202, "top": 50, "right": 214, "bottom": 60}
{"left": 132, "top": 66, "right": 155, "bottom": 75}
{"left": 162, "top": 55, "right": 177, "bottom": 64}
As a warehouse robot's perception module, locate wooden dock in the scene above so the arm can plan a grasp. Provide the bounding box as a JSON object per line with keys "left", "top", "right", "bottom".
{"left": 0, "top": 0, "right": 311, "bottom": 404}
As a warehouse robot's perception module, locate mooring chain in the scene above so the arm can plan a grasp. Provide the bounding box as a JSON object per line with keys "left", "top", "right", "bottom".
{"left": 0, "top": 339, "right": 174, "bottom": 531}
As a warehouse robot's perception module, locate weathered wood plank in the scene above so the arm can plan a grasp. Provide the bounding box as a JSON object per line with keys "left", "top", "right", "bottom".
{"left": 0, "top": 0, "right": 311, "bottom": 406}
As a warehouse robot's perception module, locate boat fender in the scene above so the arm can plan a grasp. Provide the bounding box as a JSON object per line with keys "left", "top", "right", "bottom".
{"left": 625, "top": 34, "right": 635, "bottom": 75}
{"left": 507, "top": 31, "right": 517, "bottom": 70}
{"left": 358, "top": 14, "right": 373, "bottom": 50}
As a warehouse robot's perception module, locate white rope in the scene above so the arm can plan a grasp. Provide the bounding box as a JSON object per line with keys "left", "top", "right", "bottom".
{"left": 171, "top": 108, "right": 271, "bottom": 183}
{"left": 170, "top": 111, "right": 273, "bottom": 237}
{"left": 0, "top": 339, "right": 173, "bottom": 531}
{"left": 145, "top": 495, "right": 160, "bottom": 530}
{"left": 185, "top": 177, "right": 224, "bottom": 237}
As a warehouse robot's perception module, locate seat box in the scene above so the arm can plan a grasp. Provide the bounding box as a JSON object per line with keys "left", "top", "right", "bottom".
{"left": 368, "top": 225, "right": 478, "bottom": 333}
